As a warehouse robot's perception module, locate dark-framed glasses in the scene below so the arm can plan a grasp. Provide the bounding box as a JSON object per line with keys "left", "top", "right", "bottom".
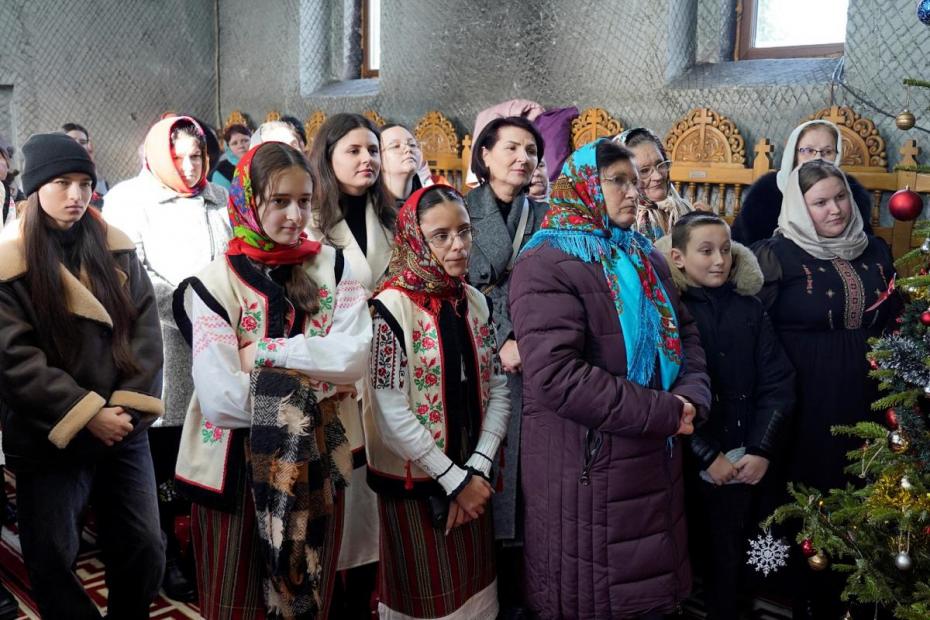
{"left": 797, "top": 146, "right": 836, "bottom": 158}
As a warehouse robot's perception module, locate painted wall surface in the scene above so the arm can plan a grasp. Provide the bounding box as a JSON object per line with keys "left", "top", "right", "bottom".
{"left": 0, "top": 0, "right": 216, "bottom": 183}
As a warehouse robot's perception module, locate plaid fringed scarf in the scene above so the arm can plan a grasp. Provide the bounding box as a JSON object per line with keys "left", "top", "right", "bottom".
{"left": 248, "top": 367, "right": 352, "bottom": 619}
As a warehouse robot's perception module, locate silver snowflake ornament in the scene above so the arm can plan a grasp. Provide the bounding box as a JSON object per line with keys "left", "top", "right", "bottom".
{"left": 746, "top": 531, "right": 789, "bottom": 576}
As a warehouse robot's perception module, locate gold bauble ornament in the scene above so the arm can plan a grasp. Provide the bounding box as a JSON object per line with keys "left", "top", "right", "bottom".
{"left": 889, "top": 430, "right": 910, "bottom": 453}
{"left": 808, "top": 550, "right": 830, "bottom": 571}
{"left": 897, "top": 110, "right": 916, "bottom": 131}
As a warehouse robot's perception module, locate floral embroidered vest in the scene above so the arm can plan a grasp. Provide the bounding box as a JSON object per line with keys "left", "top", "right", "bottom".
{"left": 174, "top": 246, "right": 345, "bottom": 510}
{"left": 363, "top": 285, "right": 496, "bottom": 493}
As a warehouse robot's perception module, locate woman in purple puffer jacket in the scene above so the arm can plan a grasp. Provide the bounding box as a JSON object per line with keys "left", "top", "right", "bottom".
{"left": 510, "top": 139, "right": 710, "bottom": 620}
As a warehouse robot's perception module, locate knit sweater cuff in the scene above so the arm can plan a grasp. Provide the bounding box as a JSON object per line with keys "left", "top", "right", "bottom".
{"left": 415, "top": 445, "right": 468, "bottom": 496}
{"left": 464, "top": 429, "right": 504, "bottom": 477}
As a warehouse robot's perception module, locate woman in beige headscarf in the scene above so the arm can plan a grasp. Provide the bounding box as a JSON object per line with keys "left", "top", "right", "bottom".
{"left": 732, "top": 119, "right": 875, "bottom": 244}
{"left": 753, "top": 159, "right": 899, "bottom": 620}
{"left": 615, "top": 127, "right": 705, "bottom": 241}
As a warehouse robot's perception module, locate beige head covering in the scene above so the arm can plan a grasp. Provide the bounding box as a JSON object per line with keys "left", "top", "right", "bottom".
{"left": 776, "top": 163, "right": 868, "bottom": 260}
{"left": 776, "top": 120, "right": 843, "bottom": 193}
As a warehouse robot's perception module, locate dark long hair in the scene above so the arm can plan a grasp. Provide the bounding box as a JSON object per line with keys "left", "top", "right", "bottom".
{"left": 23, "top": 195, "right": 139, "bottom": 374}
{"left": 308, "top": 113, "right": 395, "bottom": 244}
{"left": 249, "top": 142, "right": 321, "bottom": 315}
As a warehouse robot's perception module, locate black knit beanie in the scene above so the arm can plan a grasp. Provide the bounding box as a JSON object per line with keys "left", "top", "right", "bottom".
{"left": 21, "top": 132, "right": 97, "bottom": 196}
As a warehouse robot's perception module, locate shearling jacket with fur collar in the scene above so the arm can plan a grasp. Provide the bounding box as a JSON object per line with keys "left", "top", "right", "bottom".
{"left": 0, "top": 223, "right": 164, "bottom": 470}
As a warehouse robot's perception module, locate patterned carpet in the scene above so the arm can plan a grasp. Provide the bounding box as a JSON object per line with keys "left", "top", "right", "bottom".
{"left": 0, "top": 470, "right": 202, "bottom": 619}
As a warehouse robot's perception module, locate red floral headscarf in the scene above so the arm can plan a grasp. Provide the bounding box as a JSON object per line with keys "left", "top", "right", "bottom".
{"left": 378, "top": 184, "right": 466, "bottom": 314}
{"left": 225, "top": 143, "right": 321, "bottom": 265}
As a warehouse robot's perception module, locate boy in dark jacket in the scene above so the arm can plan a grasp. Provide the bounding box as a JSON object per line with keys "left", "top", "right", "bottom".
{"left": 657, "top": 211, "right": 795, "bottom": 620}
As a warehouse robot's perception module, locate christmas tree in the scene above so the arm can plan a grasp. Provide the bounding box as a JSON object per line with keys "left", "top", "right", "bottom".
{"left": 764, "top": 220, "right": 930, "bottom": 619}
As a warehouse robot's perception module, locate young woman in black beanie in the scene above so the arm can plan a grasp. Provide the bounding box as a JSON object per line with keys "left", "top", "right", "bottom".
{"left": 0, "top": 132, "right": 166, "bottom": 619}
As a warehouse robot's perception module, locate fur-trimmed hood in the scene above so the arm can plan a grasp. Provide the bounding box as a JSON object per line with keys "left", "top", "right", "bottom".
{"left": 654, "top": 234, "right": 763, "bottom": 297}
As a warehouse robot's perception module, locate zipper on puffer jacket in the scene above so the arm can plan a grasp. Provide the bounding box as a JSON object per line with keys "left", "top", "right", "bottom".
{"left": 663, "top": 435, "right": 683, "bottom": 607}
{"left": 579, "top": 429, "right": 603, "bottom": 486}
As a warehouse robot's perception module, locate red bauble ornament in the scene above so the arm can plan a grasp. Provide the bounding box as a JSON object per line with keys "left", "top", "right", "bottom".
{"left": 886, "top": 408, "right": 899, "bottom": 430}
{"left": 869, "top": 358, "right": 879, "bottom": 370}
{"left": 922, "top": 311, "right": 930, "bottom": 326}
{"left": 889, "top": 187, "right": 924, "bottom": 222}
{"left": 801, "top": 538, "right": 817, "bottom": 558}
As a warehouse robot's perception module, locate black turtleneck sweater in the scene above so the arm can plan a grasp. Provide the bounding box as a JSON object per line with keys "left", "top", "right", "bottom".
{"left": 341, "top": 192, "right": 368, "bottom": 256}
{"left": 50, "top": 225, "right": 83, "bottom": 275}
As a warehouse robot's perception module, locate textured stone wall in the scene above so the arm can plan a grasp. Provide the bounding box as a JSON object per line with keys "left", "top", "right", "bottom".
{"left": 216, "top": 0, "right": 929, "bottom": 184}
{"left": 0, "top": 0, "right": 217, "bottom": 183}
{"left": 1, "top": 0, "right": 927, "bottom": 191}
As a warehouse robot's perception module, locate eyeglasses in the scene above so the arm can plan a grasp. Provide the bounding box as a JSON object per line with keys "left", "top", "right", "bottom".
{"left": 384, "top": 140, "right": 420, "bottom": 152}
{"left": 426, "top": 227, "right": 475, "bottom": 249}
{"left": 797, "top": 147, "right": 836, "bottom": 158}
{"left": 601, "top": 175, "right": 638, "bottom": 194}
{"left": 638, "top": 160, "right": 671, "bottom": 179}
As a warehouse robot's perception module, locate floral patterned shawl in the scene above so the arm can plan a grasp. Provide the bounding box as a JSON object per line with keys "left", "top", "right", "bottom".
{"left": 522, "top": 140, "right": 682, "bottom": 389}
{"left": 378, "top": 184, "right": 466, "bottom": 314}
{"left": 225, "top": 143, "right": 321, "bottom": 265}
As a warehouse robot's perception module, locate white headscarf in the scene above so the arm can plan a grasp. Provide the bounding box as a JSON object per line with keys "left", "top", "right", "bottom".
{"left": 775, "top": 120, "right": 843, "bottom": 193}
{"left": 776, "top": 162, "right": 868, "bottom": 261}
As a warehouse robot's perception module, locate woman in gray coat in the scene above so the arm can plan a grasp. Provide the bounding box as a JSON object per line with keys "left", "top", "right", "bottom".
{"left": 511, "top": 139, "right": 710, "bottom": 619}
{"left": 465, "top": 116, "right": 545, "bottom": 529}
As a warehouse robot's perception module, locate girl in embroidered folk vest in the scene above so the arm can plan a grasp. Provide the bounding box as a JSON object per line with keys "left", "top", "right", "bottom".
{"left": 173, "top": 142, "right": 371, "bottom": 619}
{"left": 365, "top": 185, "right": 510, "bottom": 619}
{"left": 0, "top": 133, "right": 165, "bottom": 619}
{"left": 753, "top": 160, "right": 899, "bottom": 619}
{"left": 307, "top": 113, "right": 395, "bottom": 612}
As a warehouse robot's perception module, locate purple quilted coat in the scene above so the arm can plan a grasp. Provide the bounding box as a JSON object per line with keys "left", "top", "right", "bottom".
{"left": 510, "top": 243, "right": 711, "bottom": 620}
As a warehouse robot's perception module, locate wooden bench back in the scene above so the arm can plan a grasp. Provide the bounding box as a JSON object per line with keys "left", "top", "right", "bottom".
{"left": 665, "top": 108, "right": 773, "bottom": 218}
{"left": 570, "top": 107, "right": 624, "bottom": 150}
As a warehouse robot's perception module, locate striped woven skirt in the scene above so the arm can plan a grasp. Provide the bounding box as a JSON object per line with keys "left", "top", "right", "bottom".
{"left": 191, "top": 470, "right": 344, "bottom": 620}
{"left": 377, "top": 495, "right": 497, "bottom": 619}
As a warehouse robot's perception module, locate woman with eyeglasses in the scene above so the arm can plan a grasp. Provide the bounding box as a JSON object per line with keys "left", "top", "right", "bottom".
{"left": 365, "top": 184, "right": 510, "bottom": 620}
{"left": 510, "top": 139, "right": 710, "bottom": 619}
{"left": 616, "top": 127, "right": 704, "bottom": 241}
{"left": 381, "top": 124, "right": 435, "bottom": 206}
{"left": 731, "top": 119, "right": 873, "bottom": 245}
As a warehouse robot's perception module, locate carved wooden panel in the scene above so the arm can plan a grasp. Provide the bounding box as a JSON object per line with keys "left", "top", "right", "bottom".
{"left": 414, "top": 111, "right": 460, "bottom": 157}
{"left": 363, "top": 110, "right": 386, "bottom": 128}
{"left": 223, "top": 110, "right": 248, "bottom": 134}
{"left": 265, "top": 110, "right": 281, "bottom": 123}
{"left": 806, "top": 105, "right": 887, "bottom": 169}
{"left": 570, "top": 108, "right": 623, "bottom": 150}
{"left": 665, "top": 108, "right": 746, "bottom": 165}
{"left": 304, "top": 111, "right": 326, "bottom": 150}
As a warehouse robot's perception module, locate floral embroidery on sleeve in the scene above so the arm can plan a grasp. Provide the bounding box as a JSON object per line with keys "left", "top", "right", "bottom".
{"left": 255, "top": 338, "right": 287, "bottom": 368}
{"left": 371, "top": 316, "right": 406, "bottom": 390}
